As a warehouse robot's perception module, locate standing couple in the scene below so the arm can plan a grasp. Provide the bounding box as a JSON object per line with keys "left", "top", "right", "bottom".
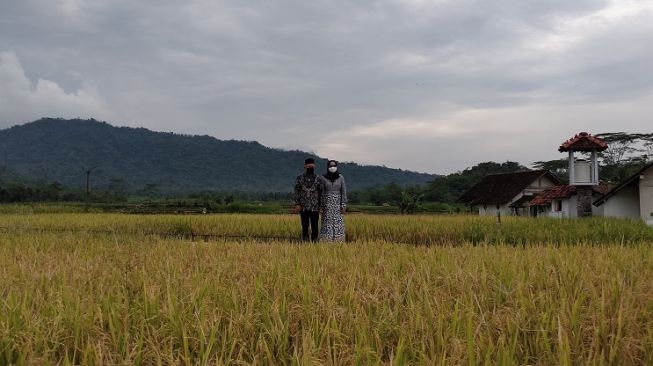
{"left": 293, "top": 158, "right": 347, "bottom": 242}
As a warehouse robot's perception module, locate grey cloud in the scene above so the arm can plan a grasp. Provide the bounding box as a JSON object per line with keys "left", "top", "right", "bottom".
{"left": 0, "top": 51, "right": 112, "bottom": 124}
{"left": 1, "top": 0, "right": 652, "bottom": 173}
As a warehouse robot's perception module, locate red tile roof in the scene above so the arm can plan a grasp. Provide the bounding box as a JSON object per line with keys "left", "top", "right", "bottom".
{"left": 530, "top": 184, "right": 613, "bottom": 206}
{"left": 530, "top": 185, "right": 577, "bottom": 206}
{"left": 559, "top": 132, "right": 608, "bottom": 152}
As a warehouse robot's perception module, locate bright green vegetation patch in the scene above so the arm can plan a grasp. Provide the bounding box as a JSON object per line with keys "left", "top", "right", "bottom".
{"left": 1, "top": 214, "right": 653, "bottom": 364}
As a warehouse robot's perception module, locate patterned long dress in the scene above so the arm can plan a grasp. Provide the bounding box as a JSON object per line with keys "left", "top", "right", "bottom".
{"left": 319, "top": 175, "right": 347, "bottom": 242}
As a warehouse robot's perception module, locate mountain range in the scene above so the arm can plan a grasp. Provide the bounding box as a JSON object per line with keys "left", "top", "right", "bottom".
{"left": 0, "top": 118, "right": 436, "bottom": 193}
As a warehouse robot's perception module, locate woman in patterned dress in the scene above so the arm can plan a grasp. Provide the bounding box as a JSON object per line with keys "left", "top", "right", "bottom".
{"left": 319, "top": 160, "right": 347, "bottom": 242}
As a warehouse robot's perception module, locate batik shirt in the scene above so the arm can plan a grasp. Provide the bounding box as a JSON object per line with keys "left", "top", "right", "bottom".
{"left": 293, "top": 173, "right": 322, "bottom": 211}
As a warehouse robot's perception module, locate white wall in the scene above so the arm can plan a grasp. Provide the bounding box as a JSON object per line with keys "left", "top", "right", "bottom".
{"left": 475, "top": 176, "right": 562, "bottom": 217}
{"left": 567, "top": 196, "right": 577, "bottom": 218}
{"left": 546, "top": 194, "right": 604, "bottom": 218}
{"left": 546, "top": 199, "right": 570, "bottom": 218}
{"left": 639, "top": 166, "right": 653, "bottom": 226}
{"left": 603, "top": 185, "right": 641, "bottom": 219}
{"left": 476, "top": 204, "right": 511, "bottom": 217}
{"left": 476, "top": 205, "right": 486, "bottom": 215}
{"left": 523, "top": 176, "right": 558, "bottom": 196}
{"left": 544, "top": 203, "right": 557, "bottom": 218}
{"left": 592, "top": 200, "right": 604, "bottom": 217}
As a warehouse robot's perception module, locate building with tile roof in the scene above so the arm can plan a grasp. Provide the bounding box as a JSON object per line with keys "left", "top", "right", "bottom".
{"left": 529, "top": 184, "right": 611, "bottom": 218}
{"left": 459, "top": 170, "right": 561, "bottom": 217}
{"left": 594, "top": 162, "right": 653, "bottom": 226}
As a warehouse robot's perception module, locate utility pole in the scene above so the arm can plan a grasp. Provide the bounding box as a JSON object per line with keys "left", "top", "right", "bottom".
{"left": 85, "top": 166, "right": 97, "bottom": 212}
{"left": 496, "top": 204, "right": 501, "bottom": 225}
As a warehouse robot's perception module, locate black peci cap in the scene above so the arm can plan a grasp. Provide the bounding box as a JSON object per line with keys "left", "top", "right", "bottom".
{"left": 304, "top": 158, "right": 315, "bottom": 165}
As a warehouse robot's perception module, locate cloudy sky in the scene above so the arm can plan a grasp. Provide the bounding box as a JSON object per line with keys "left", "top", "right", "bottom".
{"left": 1, "top": 0, "right": 652, "bottom": 174}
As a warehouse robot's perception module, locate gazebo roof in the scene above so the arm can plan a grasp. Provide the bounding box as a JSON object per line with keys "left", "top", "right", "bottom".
{"left": 559, "top": 132, "right": 608, "bottom": 152}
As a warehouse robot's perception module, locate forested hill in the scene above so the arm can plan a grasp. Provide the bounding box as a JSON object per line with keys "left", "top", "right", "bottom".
{"left": 0, "top": 165, "right": 28, "bottom": 185}
{"left": 0, "top": 118, "right": 436, "bottom": 193}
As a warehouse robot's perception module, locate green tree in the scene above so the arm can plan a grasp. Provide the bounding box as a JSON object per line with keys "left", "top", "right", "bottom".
{"left": 532, "top": 159, "right": 569, "bottom": 183}
{"left": 399, "top": 190, "right": 424, "bottom": 214}
{"left": 595, "top": 132, "right": 653, "bottom": 183}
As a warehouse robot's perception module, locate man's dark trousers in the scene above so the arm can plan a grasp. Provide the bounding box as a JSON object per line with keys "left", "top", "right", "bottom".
{"left": 300, "top": 210, "right": 319, "bottom": 241}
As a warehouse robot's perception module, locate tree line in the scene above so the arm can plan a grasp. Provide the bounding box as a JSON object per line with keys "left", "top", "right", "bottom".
{"left": 1, "top": 132, "right": 650, "bottom": 209}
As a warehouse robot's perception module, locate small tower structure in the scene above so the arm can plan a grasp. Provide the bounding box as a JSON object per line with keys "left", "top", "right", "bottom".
{"left": 558, "top": 132, "right": 608, "bottom": 217}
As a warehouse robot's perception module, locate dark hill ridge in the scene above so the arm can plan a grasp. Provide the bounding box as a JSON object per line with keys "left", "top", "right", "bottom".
{"left": 0, "top": 118, "right": 436, "bottom": 193}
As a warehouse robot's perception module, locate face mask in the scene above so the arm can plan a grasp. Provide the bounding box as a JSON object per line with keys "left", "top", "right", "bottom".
{"left": 306, "top": 167, "right": 315, "bottom": 174}
{"left": 328, "top": 167, "right": 338, "bottom": 173}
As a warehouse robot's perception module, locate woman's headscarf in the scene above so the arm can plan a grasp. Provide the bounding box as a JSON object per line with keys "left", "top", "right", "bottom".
{"left": 324, "top": 160, "right": 340, "bottom": 182}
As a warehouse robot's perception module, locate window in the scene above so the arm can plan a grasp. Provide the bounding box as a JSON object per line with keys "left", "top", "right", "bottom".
{"left": 555, "top": 200, "right": 562, "bottom": 212}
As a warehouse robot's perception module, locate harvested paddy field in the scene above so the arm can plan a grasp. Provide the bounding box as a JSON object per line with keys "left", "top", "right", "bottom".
{"left": 2, "top": 213, "right": 653, "bottom": 364}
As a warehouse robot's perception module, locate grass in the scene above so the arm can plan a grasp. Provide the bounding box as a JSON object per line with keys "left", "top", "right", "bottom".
{"left": 1, "top": 213, "right": 653, "bottom": 364}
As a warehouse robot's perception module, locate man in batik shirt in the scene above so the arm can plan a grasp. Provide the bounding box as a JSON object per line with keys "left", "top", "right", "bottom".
{"left": 293, "top": 158, "right": 322, "bottom": 241}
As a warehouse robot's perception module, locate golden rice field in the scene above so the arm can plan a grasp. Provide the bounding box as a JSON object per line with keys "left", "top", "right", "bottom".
{"left": 2, "top": 212, "right": 653, "bottom": 365}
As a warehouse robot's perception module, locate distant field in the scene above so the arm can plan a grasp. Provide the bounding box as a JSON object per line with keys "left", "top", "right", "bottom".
{"left": 0, "top": 201, "right": 464, "bottom": 215}
{"left": 2, "top": 213, "right": 653, "bottom": 364}
{"left": 1, "top": 212, "right": 653, "bottom": 245}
